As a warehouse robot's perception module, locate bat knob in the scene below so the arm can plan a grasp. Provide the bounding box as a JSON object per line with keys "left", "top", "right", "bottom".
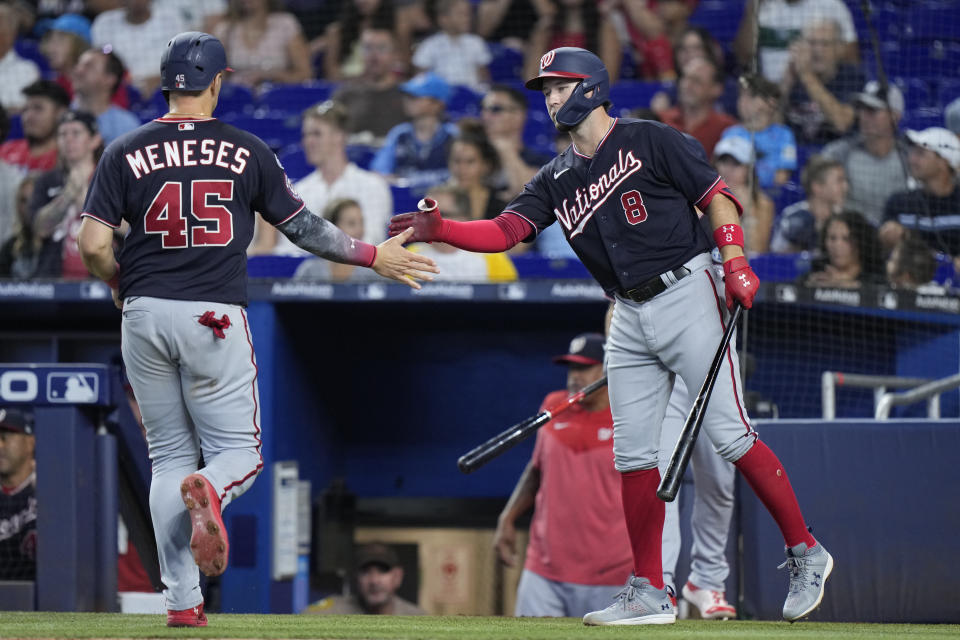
{"left": 457, "top": 456, "right": 474, "bottom": 474}
{"left": 656, "top": 487, "right": 678, "bottom": 502}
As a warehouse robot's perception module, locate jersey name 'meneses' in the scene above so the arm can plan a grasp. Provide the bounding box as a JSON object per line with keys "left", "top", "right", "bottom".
{"left": 503, "top": 118, "right": 738, "bottom": 294}
{"left": 81, "top": 116, "right": 305, "bottom": 306}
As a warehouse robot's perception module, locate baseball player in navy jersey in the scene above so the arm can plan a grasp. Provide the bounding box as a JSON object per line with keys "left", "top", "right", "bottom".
{"left": 76, "top": 32, "right": 437, "bottom": 628}
{"left": 390, "top": 47, "right": 832, "bottom": 625}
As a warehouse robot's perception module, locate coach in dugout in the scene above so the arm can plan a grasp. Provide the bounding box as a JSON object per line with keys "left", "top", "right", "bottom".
{"left": 303, "top": 542, "right": 427, "bottom": 615}
{"left": 0, "top": 407, "right": 37, "bottom": 581}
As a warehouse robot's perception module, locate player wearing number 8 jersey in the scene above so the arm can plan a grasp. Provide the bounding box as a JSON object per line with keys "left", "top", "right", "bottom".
{"left": 76, "top": 32, "right": 436, "bottom": 628}
{"left": 389, "top": 47, "right": 832, "bottom": 625}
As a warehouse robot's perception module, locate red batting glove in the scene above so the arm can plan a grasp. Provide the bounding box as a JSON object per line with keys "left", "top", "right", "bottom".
{"left": 387, "top": 198, "right": 446, "bottom": 243}
{"left": 723, "top": 256, "right": 759, "bottom": 310}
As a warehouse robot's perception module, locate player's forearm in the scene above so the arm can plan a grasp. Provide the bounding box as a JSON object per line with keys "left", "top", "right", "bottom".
{"left": 707, "top": 196, "right": 746, "bottom": 261}
{"left": 440, "top": 215, "right": 526, "bottom": 252}
{"left": 77, "top": 218, "right": 118, "bottom": 283}
{"left": 498, "top": 461, "right": 540, "bottom": 525}
{"left": 277, "top": 210, "right": 376, "bottom": 267}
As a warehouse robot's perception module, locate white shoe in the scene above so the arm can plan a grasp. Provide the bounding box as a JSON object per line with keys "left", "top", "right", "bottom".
{"left": 582, "top": 576, "right": 676, "bottom": 626}
{"left": 681, "top": 581, "right": 736, "bottom": 620}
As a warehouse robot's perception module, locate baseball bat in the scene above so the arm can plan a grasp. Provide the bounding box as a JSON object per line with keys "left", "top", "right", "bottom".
{"left": 458, "top": 376, "right": 608, "bottom": 474}
{"left": 657, "top": 303, "right": 743, "bottom": 502}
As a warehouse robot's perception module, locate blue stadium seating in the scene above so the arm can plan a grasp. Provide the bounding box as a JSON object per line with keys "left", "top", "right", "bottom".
{"left": 893, "top": 77, "right": 935, "bottom": 110}
{"left": 14, "top": 38, "right": 50, "bottom": 75}
{"left": 902, "top": 107, "right": 945, "bottom": 131}
{"left": 216, "top": 84, "right": 256, "bottom": 117}
{"left": 390, "top": 184, "right": 419, "bottom": 213}
{"left": 608, "top": 81, "right": 668, "bottom": 116}
{"left": 938, "top": 78, "right": 960, "bottom": 105}
{"left": 7, "top": 114, "right": 22, "bottom": 141}
{"left": 447, "top": 85, "right": 484, "bottom": 119}
{"left": 277, "top": 145, "right": 311, "bottom": 181}
{"left": 488, "top": 43, "right": 524, "bottom": 83}
{"left": 771, "top": 181, "right": 806, "bottom": 215}
{"left": 688, "top": 0, "right": 745, "bottom": 51}
{"left": 522, "top": 109, "right": 557, "bottom": 156}
{"left": 257, "top": 81, "right": 337, "bottom": 116}
{"left": 346, "top": 144, "right": 376, "bottom": 170}
{"left": 903, "top": 3, "right": 960, "bottom": 41}
{"left": 220, "top": 113, "right": 300, "bottom": 151}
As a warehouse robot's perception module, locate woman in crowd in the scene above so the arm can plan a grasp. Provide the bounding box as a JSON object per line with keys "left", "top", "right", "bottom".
{"left": 805, "top": 210, "right": 885, "bottom": 288}
{"left": 293, "top": 198, "right": 384, "bottom": 282}
{"left": 447, "top": 120, "right": 507, "bottom": 221}
{"left": 213, "top": 0, "right": 312, "bottom": 89}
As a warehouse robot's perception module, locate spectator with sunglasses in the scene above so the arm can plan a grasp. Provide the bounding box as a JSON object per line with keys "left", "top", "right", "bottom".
{"left": 480, "top": 85, "right": 552, "bottom": 199}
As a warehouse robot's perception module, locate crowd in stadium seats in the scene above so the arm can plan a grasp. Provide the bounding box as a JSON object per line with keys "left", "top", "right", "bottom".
{"left": 0, "top": 0, "right": 958, "bottom": 290}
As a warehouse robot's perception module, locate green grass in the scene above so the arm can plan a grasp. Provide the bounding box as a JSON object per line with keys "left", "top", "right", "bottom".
{"left": 0, "top": 613, "right": 958, "bottom": 639}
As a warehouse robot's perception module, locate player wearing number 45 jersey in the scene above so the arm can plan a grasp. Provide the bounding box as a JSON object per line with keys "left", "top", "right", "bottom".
{"left": 390, "top": 47, "right": 833, "bottom": 625}
{"left": 77, "top": 32, "right": 437, "bottom": 628}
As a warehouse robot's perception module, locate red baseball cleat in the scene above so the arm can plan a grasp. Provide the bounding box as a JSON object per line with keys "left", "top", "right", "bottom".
{"left": 166, "top": 602, "right": 207, "bottom": 627}
{"left": 181, "top": 473, "right": 229, "bottom": 577}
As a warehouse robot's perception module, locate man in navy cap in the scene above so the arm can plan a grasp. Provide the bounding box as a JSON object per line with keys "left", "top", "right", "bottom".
{"left": 492, "top": 333, "right": 635, "bottom": 618}
{"left": 0, "top": 407, "right": 37, "bottom": 580}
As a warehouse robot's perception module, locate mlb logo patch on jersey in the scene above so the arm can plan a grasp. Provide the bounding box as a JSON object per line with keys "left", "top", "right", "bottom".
{"left": 46, "top": 373, "right": 99, "bottom": 403}
{"left": 179, "top": 122, "right": 195, "bottom": 131}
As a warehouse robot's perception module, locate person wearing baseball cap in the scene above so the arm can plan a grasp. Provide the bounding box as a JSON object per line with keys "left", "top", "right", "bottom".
{"left": 880, "top": 126, "right": 960, "bottom": 259}
{"left": 0, "top": 407, "right": 37, "bottom": 580}
{"left": 302, "top": 542, "right": 426, "bottom": 615}
{"left": 492, "top": 332, "right": 635, "bottom": 617}
{"left": 370, "top": 72, "right": 458, "bottom": 187}
{"left": 713, "top": 135, "right": 775, "bottom": 254}
{"left": 821, "top": 80, "right": 910, "bottom": 226}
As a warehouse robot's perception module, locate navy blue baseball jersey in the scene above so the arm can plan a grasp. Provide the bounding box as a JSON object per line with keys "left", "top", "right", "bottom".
{"left": 503, "top": 118, "right": 739, "bottom": 294}
{"left": 82, "top": 116, "right": 305, "bottom": 305}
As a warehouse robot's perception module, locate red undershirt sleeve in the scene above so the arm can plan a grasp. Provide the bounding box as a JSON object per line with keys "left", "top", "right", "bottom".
{"left": 440, "top": 213, "right": 534, "bottom": 252}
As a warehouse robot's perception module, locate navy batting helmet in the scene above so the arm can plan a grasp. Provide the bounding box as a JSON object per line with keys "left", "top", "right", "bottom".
{"left": 161, "top": 32, "right": 231, "bottom": 92}
{"left": 525, "top": 47, "right": 610, "bottom": 130}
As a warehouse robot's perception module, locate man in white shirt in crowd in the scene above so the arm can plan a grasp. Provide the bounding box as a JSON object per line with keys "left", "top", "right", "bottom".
{"left": 264, "top": 100, "right": 393, "bottom": 255}
{"left": 0, "top": 4, "right": 41, "bottom": 112}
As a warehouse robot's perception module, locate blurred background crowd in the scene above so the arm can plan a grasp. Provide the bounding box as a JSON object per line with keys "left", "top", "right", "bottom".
{"left": 0, "top": 0, "right": 958, "bottom": 291}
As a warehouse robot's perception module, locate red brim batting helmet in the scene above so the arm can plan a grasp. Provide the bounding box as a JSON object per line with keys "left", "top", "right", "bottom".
{"left": 161, "top": 31, "right": 232, "bottom": 92}
{"left": 525, "top": 47, "right": 610, "bottom": 130}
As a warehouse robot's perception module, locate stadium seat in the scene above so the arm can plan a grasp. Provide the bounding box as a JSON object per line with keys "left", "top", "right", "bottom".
{"left": 13, "top": 38, "right": 50, "bottom": 75}
{"left": 277, "top": 145, "right": 311, "bottom": 181}
{"left": 346, "top": 144, "right": 376, "bottom": 170}
{"left": 522, "top": 109, "right": 557, "bottom": 156}
{"left": 390, "top": 184, "right": 419, "bottom": 213}
{"left": 688, "top": 0, "right": 745, "bottom": 51}
{"left": 902, "top": 107, "right": 945, "bottom": 131}
{"left": 892, "top": 77, "right": 935, "bottom": 110}
{"left": 938, "top": 78, "right": 960, "bottom": 106}
{"left": 771, "top": 181, "right": 806, "bottom": 215}
{"left": 447, "top": 85, "right": 484, "bottom": 119}
{"left": 903, "top": 3, "right": 960, "bottom": 41}
{"left": 7, "top": 114, "right": 22, "bottom": 141}
{"left": 608, "top": 81, "right": 668, "bottom": 116}
{"left": 215, "top": 84, "right": 255, "bottom": 117}
{"left": 247, "top": 255, "right": 308, "bottom": 278}
{"left": 220, "top": 113, "right": 300, "bottom": 151}
{"left": 488, "top": 43, "right": 524, "bottom": 83}
{"left": 257, "top": 81, "right": 337, "bottom": 116}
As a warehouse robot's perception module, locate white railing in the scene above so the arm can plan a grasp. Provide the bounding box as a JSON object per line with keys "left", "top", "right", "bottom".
{"left": 875, "top": 373, "right": 960, "bottom": 419}
{"left": 820, "top": 372, "right": 932, "bottom": 419}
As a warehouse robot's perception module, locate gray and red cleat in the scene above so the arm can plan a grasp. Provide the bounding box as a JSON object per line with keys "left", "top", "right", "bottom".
{"left": 180, "top": 473, "right": 229, "bottom": 577}
{"left": 681, "top": 581, "right": 737, "bottom": 620}
{"left": 167, "top": 602, "right": 207, "bottom": 627}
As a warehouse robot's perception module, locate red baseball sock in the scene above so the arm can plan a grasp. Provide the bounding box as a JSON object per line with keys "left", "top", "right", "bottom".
{"left": 734, "top": 441, "right": 816, "bottom": 549}
{"left": 620, "top": 468, "right": 665, "bottom": 589}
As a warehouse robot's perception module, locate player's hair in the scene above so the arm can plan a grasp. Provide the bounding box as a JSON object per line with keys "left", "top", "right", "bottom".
{"left": 888, "top": 235, "right": 937, "bottom": 286}
{"left": 801, "top": 155, "right": 844, "bottom": 194}
{"left": 426, "top": 184, "right": 470, "bottom": 220}
{"left": 488, "top": 84, "right": 527, "bottom": 111}
{"left": 322, "top": 198, "right": 362, "bottom": 227}
{"left": 453, "top": 118, "right": 501, "bottom": 177}
{"left": 304, "top": 100, "right": 349, "bottom": 132}
{"left": 817, "top": 210, "right": 884, "bottom": 278}
{"left": 22, "top": 80, "right": 70, "bottom": 108}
